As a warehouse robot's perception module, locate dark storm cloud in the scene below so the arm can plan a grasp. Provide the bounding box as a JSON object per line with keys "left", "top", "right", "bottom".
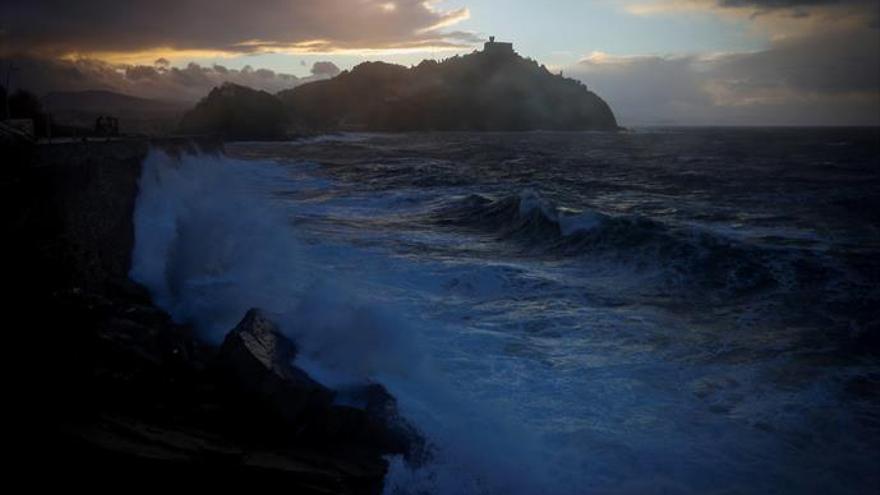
{"left": 571, "top": 54, "right": 716, "bottom": 125}
{"left": 1, "top": 56, "right": 346, "bottom": 102}
{"left": 311, "top": 61, "right": 341, "bottom": 77}
{"left": 716, "top": 0, "right": 879, "bottom": 22}
{"left": 711, "top": 28, "right": 880, "bottom": 94}
{"left": 585, "top": 0, "right": 879, "bottom": 124}
{"left": 0, "top": 0, "right": 474, "bottom": 55}
{"left": 570, "top": 25, "right": 880, "bottom": 125}
{"left": 718, "top": 0, "right": 844, "bottom": 7}
{"left": 125, "top": 65, "right": 161, "bottom": 81}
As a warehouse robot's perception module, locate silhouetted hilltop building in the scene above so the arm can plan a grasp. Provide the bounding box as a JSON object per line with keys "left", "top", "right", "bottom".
{"left": 279, "top": 40, "right": 618, "bottom": 132}
{"left": 483, "top": 36, "right": 514, "bottom": 56}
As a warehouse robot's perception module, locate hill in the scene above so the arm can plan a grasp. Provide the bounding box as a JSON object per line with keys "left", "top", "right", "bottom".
{"left": 42, "top": 90, "right": 188, "bottom": 135}
{"left": 278, "top": 41, "right": 618, "bottom": 131}
{"left": 43, "top": 90, "right": 186, "bottom": 113}
{"left": 178, "top": 83, "right": 286, "bottom": 139}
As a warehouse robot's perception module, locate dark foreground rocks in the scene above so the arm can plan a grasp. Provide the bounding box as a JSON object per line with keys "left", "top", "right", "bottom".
{"left": 19, "top": 289, "right": 405, "bottom": 493}
{"left": 219, "top": 309, "right": 426, "bottom": 463}
{"left": 218, "top": 308, "right": 334, "bottom": 426}
{"left": 5, "top": 140, "right": 421, "bottom": 493}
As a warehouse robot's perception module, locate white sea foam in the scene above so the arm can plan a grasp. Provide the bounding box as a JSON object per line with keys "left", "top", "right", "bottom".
{"left": 518, "top": 189, "right": 606, "bottom": 236}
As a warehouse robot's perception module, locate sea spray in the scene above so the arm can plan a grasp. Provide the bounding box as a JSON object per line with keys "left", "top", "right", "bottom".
{"left": 130, "top": 148, "right": 580, "bottom": 495}
{"left": 131, "top": 148, "right": 310, "bottom": 340}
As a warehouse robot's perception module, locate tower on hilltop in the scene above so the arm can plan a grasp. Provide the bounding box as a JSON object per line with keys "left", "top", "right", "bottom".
{"left": 484, "top": 36, "right": 514, "bottom": 55}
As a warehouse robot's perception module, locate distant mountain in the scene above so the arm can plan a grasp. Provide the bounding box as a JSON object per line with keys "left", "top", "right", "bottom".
{"left": 178, "top": 83, "right": 286, "bottom": 139}
{"left": 43, "top": 90, "right": 187, "bottom": 114}
{"left": 278, "top": 42, "right": 619, "bottom": 131}
{"left": 42, "top": 90, "right": 189, "bottom": 135}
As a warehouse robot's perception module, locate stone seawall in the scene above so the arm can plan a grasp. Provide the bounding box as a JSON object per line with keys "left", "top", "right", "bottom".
{"left": 23, "top": 140, "right": 148, "bottom": 293}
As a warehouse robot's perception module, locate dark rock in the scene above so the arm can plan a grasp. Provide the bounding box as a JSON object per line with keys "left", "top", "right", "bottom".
{"left": 106, "top": 277, "right": 154, "bottom": 305}
{"left": 49, "top": 414, "right": 383, "bottom": 493}
{"left": 218, "top": 309, "right": 334, "bottom": 427}
{"left": 218, "top": 309, "right": 427, "bottom": 463}
{"left": 345, "top": 383, "right": 429, "bottom": 464}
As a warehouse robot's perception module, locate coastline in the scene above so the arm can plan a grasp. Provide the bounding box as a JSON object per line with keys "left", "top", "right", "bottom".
{"left": 5, "top": 138, "right": 409, "bottom": 493}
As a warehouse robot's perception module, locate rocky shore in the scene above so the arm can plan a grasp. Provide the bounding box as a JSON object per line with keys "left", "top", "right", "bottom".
{"left": 5, "top": 139, "right": 420, "bottom": 492}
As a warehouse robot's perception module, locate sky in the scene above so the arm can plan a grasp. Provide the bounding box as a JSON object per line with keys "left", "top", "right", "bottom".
{"left": 1, "top": 0, "right": 878, "bottom": 125}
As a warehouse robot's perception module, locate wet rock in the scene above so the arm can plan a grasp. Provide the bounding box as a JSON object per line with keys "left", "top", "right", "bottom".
{"left": 219, "top": 309, "right": 427, "bottom": 463}
{"left": 51, "top": 414, "right": 381, "bottom": 493}
{"left": 361, "top": 383, "right": 426, "bottom": 460}
{"left": 334, "top": 383, "right": 428, "bottom": 464}
{"left": 218, "top": 309, "right": 334, "bottom": 426}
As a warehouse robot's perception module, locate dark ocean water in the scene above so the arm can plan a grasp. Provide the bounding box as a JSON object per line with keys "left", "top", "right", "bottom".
{"left": 133, "top": 128, "right": 879, "bottom": 494}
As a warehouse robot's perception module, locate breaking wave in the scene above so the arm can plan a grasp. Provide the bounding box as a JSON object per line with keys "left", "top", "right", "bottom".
{"left": 130, "top": 148, "right": 596, "bottom": 495}
{"left": 127, "top": 135, "right": 880, "bottom": 495}
{"left": 431, "top": 190, "right": 840, "bottom": 299}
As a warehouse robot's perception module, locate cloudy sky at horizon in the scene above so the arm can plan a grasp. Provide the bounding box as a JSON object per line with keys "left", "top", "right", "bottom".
{"left": 1, "top": 0, "right": 878, "bottom": 125}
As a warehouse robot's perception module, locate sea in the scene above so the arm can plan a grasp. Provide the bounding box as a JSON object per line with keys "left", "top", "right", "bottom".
{"left": 130, "top": 128, "right": 879, "bottom": 494}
